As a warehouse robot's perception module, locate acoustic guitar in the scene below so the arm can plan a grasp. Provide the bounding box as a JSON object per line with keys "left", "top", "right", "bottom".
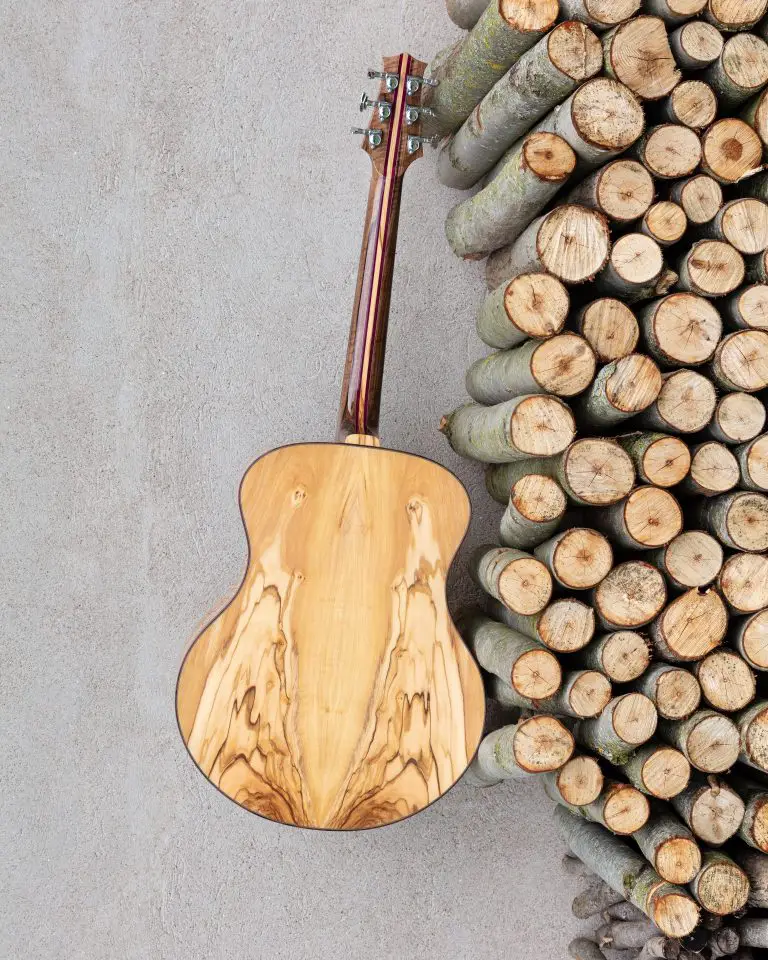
{"left": 175, "top": 54, "right": 485, "bottom": 830}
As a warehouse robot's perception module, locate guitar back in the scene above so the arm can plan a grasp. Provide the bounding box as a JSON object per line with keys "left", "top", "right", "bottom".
{"left": 176, "top": 442, "right": 485, "bottom": 829}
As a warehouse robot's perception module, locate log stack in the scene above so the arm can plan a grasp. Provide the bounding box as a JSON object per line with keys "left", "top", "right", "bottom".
{"left": 431, "top": 0, "right": 768, "bottom": 953}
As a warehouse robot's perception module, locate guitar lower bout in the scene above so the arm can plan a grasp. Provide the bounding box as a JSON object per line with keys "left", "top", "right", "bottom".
{"left": 176, "top": 442, "right": 485, "bottom": 829}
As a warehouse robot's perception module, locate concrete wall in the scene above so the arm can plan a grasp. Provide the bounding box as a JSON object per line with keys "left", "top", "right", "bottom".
{"left": 2, "top": 1, "right": 580, "bottom": 956}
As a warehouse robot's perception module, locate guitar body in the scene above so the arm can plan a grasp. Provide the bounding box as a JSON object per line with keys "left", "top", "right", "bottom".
{"left": 176, "top": 442, "right": 485, "bottom": 829}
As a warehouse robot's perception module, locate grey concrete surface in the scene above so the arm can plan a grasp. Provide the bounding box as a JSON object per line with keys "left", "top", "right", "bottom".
{"left": 2, "top": 2, "right": 582, "bottom": 957}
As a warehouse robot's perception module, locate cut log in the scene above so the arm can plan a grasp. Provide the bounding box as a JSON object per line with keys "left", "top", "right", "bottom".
{"left": 634, "top": 807, "right": 702, "bottom": 885}
{"left": 499, "top": 474, "right": 567, "bottom": 548}
{"left": 677, "top": 241, "right": 746, "bottom": 299}
{"left": 708, "top": 392, "right": 766, "bottom": 444}
{"left": 706, "top": 34, "right": 768, "bottom": 108}
{"left": 490, "top": 668, "right": 612, "bottom": 718}
{"left": 555, "top": 808, "right": 701, "bottom": 937}
{"left": 469, "top": 713, "right": 575, "bottom": 784}
{"left": 445, "top": 133, "right": 577, "bottom": 258}
{"left": 559, "top": 0, "right": 640, "bottom": 30}
{"left": 634, "top": 125, "right": 703, "bottom": 180}
{"left": 485, "top": 437, "right": 636, "bottom": 506}
{"left": 575, "top": 298, "right": 640, "bottom": 363}
{"left": 620, "top": 742, "right": 693, "bottom": 798}
{"left": 731, "top": 776, "right": 768, "bottom": 853}
{"left": 690, "top": 851, "right": 750, "bottom": 916}
{"left": 484, "top": 205, "right": 611, "bottom": 290}
{"left": 595, "top": 234, "right": 665, "bottom": 302}
{"left": 575, "top": 354, "right": 662, "bottom": 428}
{"left": 736, "top": 433, "right": 768, "bottom": 489}
{"left": 619, "top": 433, "right": 691, "bottom": 488}
{"left": 672, "top": 776, "right": 746, "bottom": 844}
{"left": 445, "top": 0, "right": 487, "bottom": 29}
{"left": 639, "top": 294, "right": 722, "bottom": 368}
{"left": 568, "top": 938, "right": 604, "bottom": 960}
{"left": 683, "top": 441, "right": 740, "bottom": 496}
{"left": 579, "top": 630, "right": 651, "bottom": 683}
{"left": 638, "top": 937, "right": 684, "bottom": 960}
{"left": 645, "top": 0, "right": 706, "bottom": 24}
{"left": 565, "top": 160, "right": 654, "bottom": 224}
{"left": 534, "top": 528, "right": 612, "bottom": 591}
{"left": 603, "top": 902, "right": 648, "bottom": 923}
{"left": 696, "top": 490, "right": 768, "bottom": 551}
{"left": 648, "top": 531, "right": 724, "bottom": 592}
{"left": 637, "top": 369, "right": 718, "bottom": 434}
{"left": 736, "top": 700, "right": 768, "bottom": 772}
{"left": 718, "top": 551, "right": 768, "bottom": 613}
{"left": 477, "top": 272, "right": 569, "bottom": 349}
{"left": 440, "top": 394, "right": 576, "bottom": 463}
{"left": 660, "top": 80, "right": 718, "bottom": 130}
{"left": 426, "top": 0, "right": 560, "bottom": 136}
{"left": 543, "top": 755, "right": 604, "bottom": 806}
{"left": 732, "top": 609, "right": 768, "bottom": 671}
{"left": 670, "top": 21, "right": 724, "bottom": 71}
{"left": 572, "top": 878, "right": 625, "bottom": 918}
{"left": 748, "top": 248, "right": 768, "bottom": 283}
{"left": 487, "top": 595, "right": 596, "bottom": 652}
{"left": 602, "top": 17, "right": 681, "bottom": 101}
{"left": 694, "top": 650, "right": 757, "bottom": 712}
{"left": 708, "top": 927, "right": 741, "bottom": 958}
{"left": 724, "top": 285, "right": 768, "bottom": 330}
{"left": 659, "top": 709, "right": 741, "bottom": 773}
{"left": 549, "top": 779, "right": 650, "bottom": 834}
{"left": 738, "top": 917, "right": 768, "bottom": 949}
{"left": 732, "top": 843, "right": 768, "bottom": 896}
{"left": 576, "top": 693, "right": 658, "bottom": 765}
{"left": 469, "top": 544, "right": 553, "bottom": 614}
{"left": 592, "top": 486, "right": 683, "bottom": 551}
{"left": 700, "top": 119, "right": 764, "bottom": 184}
{"left": 670, "top": 174, "right": 723, "bottom": 225}
{"left": 437, "top": 22, "right": 603, "bottom": 190}
{"left": 641, "top": 202, "right": 688, "bottom": 247}
{"left": 698, "top": 199, "right": 768, "bottom": 255}
{"left": 593, "top": 561, "right": 668, "bottom": 630}
{"left": 650, "top": 587, "right": 728, "bottom": 662}
{"left": 704, "top": 0, "right": 768, "bottom": 33}
{"left": 465, "top": 334, "right": 596, "bottom": 403}
{"left": 636, "top": 664, "right": 702, "bottom": 721}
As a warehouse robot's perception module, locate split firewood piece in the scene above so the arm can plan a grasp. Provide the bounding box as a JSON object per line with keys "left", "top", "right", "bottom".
{"left": 547, "top": 778, "right": 650, "bottom": 834}
{"left": 697, "top": 199, "right": 768, "bottom": 255}
{"left": 637, "top": 665, "right": 702, "bottom": 722}
{"left": 650, "top": 588, "right": 728, "bottom": 662}
{"left": 641, "top": 203, "right": 688, "bottom": 248}
{"left": 469, "top": 545, "right": 552, "bottom": 615}
{"left": 437, "top": 22, "right": 603, "bottom": 190}
{"left": 595, "top": 235, "right": 665, "bottom": 302}
{"left": 476, "top": 272, "right": 569, "bottom": 349}
{"left": 677, "top": 241, "right": 746, "bottom": 299}
{"left": 556, "top": 808, "right": 701, "bottom": 937}
{"left": 590, "top": 486, "right": 683, "bottom": 551}
{"left": 724, "top": 285, "right": 768, "bottom": 330}
{"left": 575, "top": 355, "right": 662, "bottom": 428}
{"left": 426, "top": 0, "right": 560, "bottom": 136}
{"left": 709, "top": 393, "right": 766, "bottom": 444}
{"left": 568, "top": 938, "right": 604, "bottom": 960}
{"left": 700, "top": 119, "right": 764, "bottom": 184}
{"left": 730, "top": 776, "right": 768, "bottom": 853}
{"left": 672, "top": 776, "right": 745, "bottom": 844}
{"left": 705, "top": 33, "right": 768, "bottom": 109}
{"left": 487, "top": 595, "right": 596, "bottom": 653}
{"left": 736, "top": 433, "right": 768, "bottom": 489}
{"left": 542, "top": 755, "right": 604, "bottom": 807}
{"left": 732, "top": 844, "right": 768, "bottom": 899}
{"left": 620, "top": 742, "right": 692, "bottom": 799}
{"left": 682, "top": 442, "right": 740, "bottom": 496}
{"left": 484, "top": 205, "right": 611, "bottom": 291}
{"left": 648, "top": 531, "right": 724, "bottom": 592}
{"left": 738, "top": 917, "right": 768, "bottom": 949}
{"left": 498, "top": 474, "right": 567, "bottom": 549}
{"left": 633, "top": 125, "right": 703, "bottom": 180}
{"left": 602, "top": 17, "right": 680, "bottom": 101}
{"left": 468, "top": 713, "right": 575, "bottom": 785}
{"left": 637, "top": 369, "right": 717, "bottom": 435}
{"left": 619, "top": 433, "right": 691, "bottom": 488}
{"left": 694, "top": 650, "right": 757, "bottom": 712}
{"left": 458, "top": 608, "right": 561, "bottom": 699}
{"left": 465, "top": 334, "right": 596, "bottom": 404}
{"left": 445, "top": 133, "right": 577, "bottom": 258}
{"left": 704, "top": 0, "right": 768, "bottom": 33}
{"left": 485, "top": 437, "right": 636, "bottom": 507}
{"left": 440, "top": 394, "right": 576, "bottom": 463}
{"left": 575, "top": 299, "right": 640, "bottom": 363}
{"left": 635, "top": 806, "right": 702, "bottom": 885}
{"left": 696, "top": 491, "right": 768, "bottom": 552}
{"left": 690, "top": 850, "right": 751, "bottom": 917}
{"left": 660, "top": 80, "right": 718, "bottom": 130}
{"left": 670, "top": 20, "right": 724, "bottom": 71}
{"left": 670, "top": 174, "right": 723, "bottom": 225}
{"left": 559, "top": 0, "right": 640, "bottom": 31}
{"left": 708, "top": 926, "right": 741, "bottom": 958}
{"left": 736, "top": 700, "right": 768, "bottom": 772}
{"left": 639, "top": 294, "right": 722, "bottom": 368}
{"left": 719, "top": 552, "right": 768, "bottom": 613}
{"left": 743, "top": 87, "right": 768, "bottom": 149}
{"left": 534, "top": 528, "right": 612, "bottom": 591}
{"left": 732, "top": 610, "right": 768, "bottom": 671}
{"left": 491, "top": 668, "right": 612, "bottom": 718}
{"left": 593, "top": 561, "right": 667, "bottom": 630}
{"left": 659, "top": 709, "right": 741, "bottom": 773}
{"left": 576, "top": 693, "right": 658, "bottom": 764}
{"left": 579, "top": 631, "right": 651, "bottom": 684}
{"left": 565, "top": 160, "right": 654, "bottom": 224}
{"left": 445, "top": 0, "right": 487, "bottom": 29}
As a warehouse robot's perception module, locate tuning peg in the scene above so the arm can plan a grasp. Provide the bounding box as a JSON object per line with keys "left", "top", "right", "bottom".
{"left": 352, "top": 126, "right": 383, "bottom": 148}
{"left": 359, "top": 92, "right": 391, "bottom": 121}
{"left": 367, "top": 69, "right": 399, "bottom": 92}
{"left": 405, "top": 104, "right": 436, "bottom": 124}
{"left": 407, "top": 133, "right": 439, "bottom": 154}
{"left": 406, "top": 75, "right": 438, "bottom": 95}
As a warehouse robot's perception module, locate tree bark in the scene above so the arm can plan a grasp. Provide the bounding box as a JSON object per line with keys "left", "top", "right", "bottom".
{"left": 593, "top": 561, "right": 668, "bottom": 630}
{"left": 682, "top": 442, "right": 740, "bottom": 496}
{"left": 701, "top": 118, "right": 764, "bottom": 184}
{"left": 487, "top": 595, "right": 596, "bottom": 653}
{"left": 672, "top": 776, "right": 746, "bottom": 845}
{"left": 639, "top": 294, "right": 722, "bottom": 368}
{"left": 670, "top": 174, "right": 723, "bottom": 225}
{"left": 670, "top": 20, "right": 724, "bottom": 71}
{"left": 633, "top": 125, "right": 702, "bottom": 179}
{"left": 476, "top": 272, "right": 569, "bottom": 348}
{"left": 708, "top": 927, "right": 741, "bottom": 958}
{"left": 649, "top": 531, "right": 723, "bottom": 592}
{"left": 732, "top": 609, "right": 768, "bottom": 671}
{"left": 618, "top": 433, "right": 691, "bottom": 488}
{"left": 534, "top": 527, "right": 612, "bottom": 590}
{"left": 579, "top": 630, "right": 650, "bottom": 683}
{"left": 645, "top": 0, "right": 706, "bottom": 23}
{"left": 559, "top": 0, "right": 640, "bottom": 30}
{"left": 724, "top": 285, "right": 768, "bottom": 331}
{"left": 748, "top": 248, "right": 768, "bottom": 283}
{"left": 738, "top": 917, "right": 768, "bottom": 949}
{"left": 568, "top": 938, "right": 604, "bottom": 960}
{"left": 690, "top": 850, "right": 750, "bottom": 916}
{"left": 445, "top": 0, "right": 488, "bottom": 29}
{"left": 636, "top": 664, "right": 702, "bottom": 721}
{"left": 634, "top": 807, "right": 702, "bottom": 885}
{"left": 711, "top": 330, "right": 768, "bottom": 392}
{"left": 660, "top": 80, "right": 717, "bottom": 130}
{"left": 732, "top": 845, "right": 768, "bottom": 900}
{"left": 571, "top": 877, "right": 626, "bottom": 918}
{"left": 638, "top": 369, "right": 718, "bottom": 434}
{"left": 695, "top": 490, "right": 768, "bottom": 552}
{"left": 659, "top": 709, "right": 741, "bottom": 773}
{"left": 694, "top": 650, "right": 757, "bottom": 712}
{"left": 677, "top": 241, "right": 746, "bottom": 299}
{"left": 602, "top": 17, "right": 681, "bottom": 101}
{"left": 704, "top": 0, "right": 768, "bottom": 33}
{"left": 718, "top": 551, "right": 768, "bottom": 613}
{"left": 440, "top": 394, "right": 576, "bottom": 463}
{"left": 736, "top": 700, "right": 768, "bottom": 772}
{"left": 641, "top": 202, "right": 688, "bottom": 247}
{"left": 498, "top": 473, "right": 566, "bottom": 548}
{"left": 589, "top": 485, "right": 683, "bottom": 551}
{"left": 490, "top": 668, "right": 612, "bottom": 718}
{"left": 468, "top": 544, "right": 552, "bottom": 614}
{"left": 543, "top": 754, "right": 604, "bottom": 807}
{"left": 575, "top": 298, "right": 639, "bottom": 363}
{"left": 575, "top": 355, "right": 662, "bottom": 428}
{"left": 469, "top": 713, "right": 575, "bottom": 783}
{"left": 565, "top": 160, "right": 654, "bottom": 223}
{"left": 705, "top": 33, "right": 768, "bottom": 109}
{"left": 620, "top": 743, "right": 692, "bottom": 799}
{"left": 735, "top": 433, "right": 768, "bottom": 490}
{"left": 576, "top": 693, "right": 658, "bottom": 765}
{"left": 697, "top": 199, "right": 768, "bottom": 255}
{"left": 595, "top": 235, "right": 665, "bottom": 302}
{"left": 742, "top": 86, "right": 768, "bottom": 149}
{"left": 730, "top": 777, "right": 768, "bottom": 853}
{"left": 708, "top": 392, "right": 767, "bottom": 444}
{"left": 650, "top": 588, "right": 728, "bottom": 663}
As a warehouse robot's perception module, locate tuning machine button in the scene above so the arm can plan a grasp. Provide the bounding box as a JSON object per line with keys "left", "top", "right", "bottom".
{"left": 407, "top": 134, "right": 439, "bottom": 154}
{"left": 352, "top": 126, "right": 383, "bottom": 148}
{"left": 367, "top": 69, "right": 399, "bottom": 92}
{"left": 406, "top": 75, "right": 438, "bottom": 95}
{"left": 405, "top": 104, "right": 436, "bottom": 124}
{"left": 360, "top": 92, "right": 391, "bottom": 121}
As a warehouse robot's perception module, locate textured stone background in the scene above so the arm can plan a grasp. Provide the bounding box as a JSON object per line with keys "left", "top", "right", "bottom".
{"left": 2, "top": 1, "right": 580, "bottom": 957}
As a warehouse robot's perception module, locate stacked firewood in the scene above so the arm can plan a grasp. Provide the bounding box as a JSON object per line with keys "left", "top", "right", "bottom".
{"left": 428, "top": 0, "right": 768, "bottom": 954}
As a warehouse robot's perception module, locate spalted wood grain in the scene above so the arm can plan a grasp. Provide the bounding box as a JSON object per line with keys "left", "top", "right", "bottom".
{"left": 176, "top": 443, "right": 485, "bottom": 829}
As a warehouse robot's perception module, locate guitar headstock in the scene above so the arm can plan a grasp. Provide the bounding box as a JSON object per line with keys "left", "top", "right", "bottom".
{"left": 352, "top": 54, "right": 437, "bottom": 178}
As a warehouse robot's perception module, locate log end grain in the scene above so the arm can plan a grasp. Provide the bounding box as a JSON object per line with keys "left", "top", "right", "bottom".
{"left": 696, "top": 649, "right": 757, "bottom": 712}
{"left": 682, "top": 240, "right": 746, "bottom": 298}
{"left": 654, "top": 588, "right": 729, "bottom": 661}
{"left": 641, "top": 435, "right": 692, "bottom": 488}
{"left": 720, "top": 33, "right": 768, "bottom": 102}
{"left": 563, "top": 437, "right": 637, "bottom": 505}
{"left": 605, "top": 354, "right": 662, "bottom": 414}
{"left": 571, "top": 78, "right": 645, "bottom": 152}
{"left": 600, "top": 631, "right": 651, "bottom": 683}
{"left": 648, "top": 293, "right": 722, "bottom": 367}
{"left": 602, "top": 782, "right": 650, "bottom": 834}
{"left": 721, "top": 198, "right": 768, "bottom": 255}
{"left": 641, "top": 745, "right": 692, "bottom": 798}
{"left": 742, "top": 703, "right": 768, "bottom": 772}
{"left": 501, "top": 273, "right": 571, "bottom": 339}
{"left": 514, "top": 648, "right": 563, "bottom": 699}
{"left": 702, "top": 118, "right": 763, "bottom": 184}
{"left": 706, "top": 0, "right": 768, "bottom": 31}
{"left": 677, "top": 174, "right": 723, "bottom": 225}
{"left": 510, "top": 474, "right": 568, "bottom": 524}
{"left": 720, "top": 490, "right": 768, "bottom": 551}
{"left": 732, "top": 284, "right": 768, "bottom": 330}
{"left": 555, "top": 754, "right": 604, "bottom": 806}
{"left": 578, "top": 298, "right": 640, "bottom": 362}
{"left": 669, "top": 80, "right": 718, "bottom": 130}
{"left": 745, "top": 433, "right": 768, "bottom": 489}
{"left": 689, "top": 441, "right": 740, "bottom": 495}
{"left": 656, "top": 836, "right": 702, "bottom": 886}
{"left": 613, "top": 692, "right": 659, "bottom": 746}
{"left": 642, "top": 124, "right": 703, "bottom": 179}
{"left": 499, "top": 0, "right": 559, "bottom": 32}
{"left": 540, "top": 598, "right": 596, "bottom": 652}
{"left": 569, "top": 670, "right": 613, "bottom": 717}
{"left": 524, "top": 131, "right": 577, "bottom": 182}
{"left": 498, "top": 554, "right": 553, "bottom": 615}
{"left": 531, "top": 333, "right": 597, "bottom": 396}
{"left": 597, "top": 160, "right": 655, "bottom": 222}
{"left": 712, "top": 392, "right": 767, "bottom": 443}
{"left": 623, "top": 485, "right": 684, "bottom": 548}
{"left": 548, "top": 20, "right": 604, "bottom": 82}
{"left": 643, "top": 202, "right": 688, "bottom": 246}
{"left": 694, "top": 857, "right": 750, "bottom": 916}
{"left": 687, "top": 780, "right": 746, "bottom": 845}
{"left": 552, "top": 528, "right": 613, "bottom": 590}
{"left": 719, "top": 550, "right": 768, "bottom": 613}
{"left": 656, "top": 668, "right": 703, "bottom": 721}
{"left": 687, "top": 711, "right": 741, "bottom": 772}
{"left": 595, "top": 561, "right": 667, "bottom": 629}
{"left": 514, "top": 713, "right": 574, "bottom": 773}
{"left": 650, "top": 892, "right": 700, "bottom": 939}
{"left": 714, "top": 330, "right": 768, "bottom": 392}
{"left": 536, "top": 204, "right": 611, "bottom": 283}
{"left": 654, "top": 369, "right": 718, "bottom": 433}
{"left": 609, "top": 233, "right": 665, "bottom": 286}
{"left": 606, "top": 17, "right": 681, "bottom": 101}
{"left": 662, "top": 530, "right": 724, "bottom": 589}
{"left": 739, "top": 608, "right": 768, "bottom": 669}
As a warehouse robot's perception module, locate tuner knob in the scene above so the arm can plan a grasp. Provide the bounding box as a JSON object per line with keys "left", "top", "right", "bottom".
{"left": 407, "top": 134, "right": 439, "bottom": 154}
{"left": 406, "top": 75, "right": 438, "bottom": 95}
{"left": 405, "top": 104, "right": 436, "bottom": 125}
{"left": 352, "top": 127, "right": 383, "bottom": 148}
{"left": 360, "top": 92, "right": 391, "bottom": 121}
{"left": 367, "top": 69, "right": 399, "bottom": 92}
